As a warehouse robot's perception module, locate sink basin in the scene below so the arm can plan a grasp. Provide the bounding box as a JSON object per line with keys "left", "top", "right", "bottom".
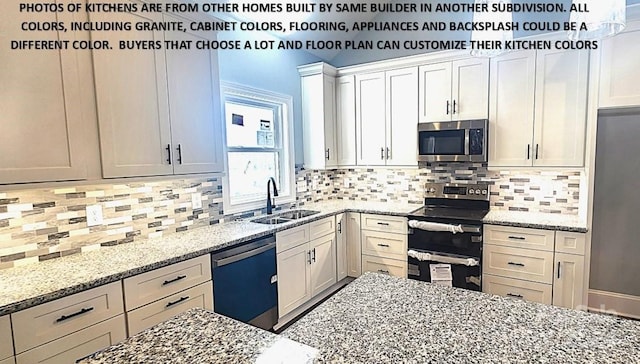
{"left": 250, "top": 210, "right": 320, "bottom": 225}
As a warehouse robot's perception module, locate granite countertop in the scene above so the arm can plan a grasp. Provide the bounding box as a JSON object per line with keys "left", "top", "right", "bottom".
{"left": 0, "top": 200, "right": 420, "bottom": 315}
{"left": 78, "top": 308, "right": 317, "bottom": 364}
{"left": 483, "top": 210, "right": 588, "bottom": 232}
{"left": 283, "top": 273, "right": 640, "bottom": 363}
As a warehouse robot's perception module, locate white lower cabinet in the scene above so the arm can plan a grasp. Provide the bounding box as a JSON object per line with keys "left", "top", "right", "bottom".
{"left": 346, "top": 212, "right": 362, "bottom": 278}
{"left": 14, "top": 315, "right": 126, "bottom": 364}
{"left": 335, "top": 213, "right": 348, "bottom": 281}
{"left": 0, "top": 315, "right": 13, "bottom": 361}
{"left": 362, "top": 255, "right": 407, "bottom": 278}
{"left": 360, "top": 214, "right": 407, "bottom": 278}
{"left": 276, "top": 217, "right": 337, "bottom": 318}
{"left": 483, "top": 225, "right": 587, "bottom": 310}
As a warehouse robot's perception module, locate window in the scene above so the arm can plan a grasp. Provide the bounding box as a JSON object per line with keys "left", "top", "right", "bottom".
{"left": 221, "top": 82, "right": 295, "bottom": 213}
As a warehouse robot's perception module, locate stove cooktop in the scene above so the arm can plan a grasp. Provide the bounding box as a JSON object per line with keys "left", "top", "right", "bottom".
{"left": 408, "top": 206, "right": 489, "bottom": 222}
{"left": 409, "top": 182, "right": 491, "bottom": 222}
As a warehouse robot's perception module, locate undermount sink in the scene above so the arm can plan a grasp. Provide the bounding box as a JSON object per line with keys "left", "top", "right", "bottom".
{"left": 251, "top": 209, "right": 320, "bottom": 225}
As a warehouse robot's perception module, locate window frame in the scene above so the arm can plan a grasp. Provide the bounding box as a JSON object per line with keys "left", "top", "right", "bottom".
{"left": 220, "top": 82, "right": 296, "bottom": 214}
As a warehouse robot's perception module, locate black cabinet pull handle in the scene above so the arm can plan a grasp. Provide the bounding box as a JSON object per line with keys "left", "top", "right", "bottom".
{"left": 535, "top": 144, "right": 539, "bottom": 160}
{"left": 377, "top": 243, "right": 390, "bottom": 247}
{"left": 162, "top": 275, "right": 186, "bottom": 286}
{"left": 453, "top": 100, "right": 457, "bottom": 114}
{"left": 508, "top": 262, "right": 525, "bottom": 267}
{"left": 380, "top": 147, "right": 384, "bottom": 160}
{"left": 325, "top": 148, "right": 330, "bottom": 160}
{"left": 527, "top": 144, "right": 530, "bottom": 160}
{"left": 337, "top": 221, "right": 342, "bottom": 234}
{"left": 377, "top": 222, "right": 390, "bottom": 226}
{"left": 56, "top": 307, "right": 94, "bottom": 323}
{"left": 507, "top": 293, "right": 523, "bottom": 299}
{"left": 312, "top": 248, "right": 316, "bottom": 262}
{"left": 378, "top": 269, "right": 390, "bottom": 274}
{"left": 166, "top": 144, "right": 172, "bottom": 164}
{"left": 176, "top": 144, "right": 183, "bottom": 164}
{"left": 508, "top": 236, "right": 526, "bottom": 240}
{"left": 166, "top": 296, "right": 189, "bottom": 308}
{"left": 446, "top": 100, "right": 450, "bottom": 115}
{"left": 557, "top": 261, "right": 561, "bottom": 279}
{"left": 386, "top": 147, "right": 390, "bottom": 160}
{"left": 307, "top": 251, "right": 312, "bottom": 265}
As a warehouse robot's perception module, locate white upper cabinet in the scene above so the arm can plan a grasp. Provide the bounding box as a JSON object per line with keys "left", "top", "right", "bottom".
{"left": 599, "top": 20, "right": 640, "bottom": 108}
{"left": 300, "top": 63, "right": 338, "bottom": 169}
{"left": 0, "top": 2, "right": 87, "bottom": 183}
{"left": 93, "top": 4, "right": 223, "bottom": 178}
{"left": 419, "top": 58, "right": 489, "bottom": 123}
{"left": 335, "top": 76, "right": 357, "bottom": 166}
{"left": 489, "top": 48, "right": 588, "bottom": 167}
{"left": 356, "top": 68, "right": 418, "bottom": 166}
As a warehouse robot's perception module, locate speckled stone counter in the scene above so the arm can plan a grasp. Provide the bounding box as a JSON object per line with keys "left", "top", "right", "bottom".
{"left": 283, "top": 273, "right": 640, "bottom": 363}
{"left": 483, "top": 210, "right": 588, "bottom": 232}
{"left": 78, "top": 308, "right": 317, "bottom": 364}
{"left": 0, "top": 200, "right": 420, "bottom": 315}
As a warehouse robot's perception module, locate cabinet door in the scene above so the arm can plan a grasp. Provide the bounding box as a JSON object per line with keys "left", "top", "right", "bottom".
{"left": 91, "top": 6, "right": 173, "bottom": 178}
{"left": 301, "top": 73, "right": 336, "bottom": 169}
{"left": 310, "top": 234, "right": 337, "bottom": 296}
{"left": 599, "top": 21, "right": 640, "bottom": 108}
{"left": 346, "top": 212, "right": 362, "bottom": 278}
{"left": 533, "top": 49, "right": 588, "bottom": 167}
{"left": 553, "top": 253, "right": 585, "bottom": 310}
{"left": 323, "top": 76, "right": 338, "bottom": 168}
{"left": 0, "top": 3, "right": 86, "bottom": 183}
{"left": 336, "top": 75, "right": 357, "bottom": 166}
{"left": 355, "top": 72, "right": 386, "bottom": 165}
{"left": 276, "top": 243, "right": 311, "bottom": 318}
{"left": 0, "top": 315, "right": 12, "bottom": 360}
{"left": 386, "top": 67, "right": 418, "bottom": 166}
{"left": 452, "top": 58, "right": 489, "bottom": 121}
{"left": 165, "top": 15, "right": 223, "bottom": 174}
{"left": 418, "top": 62, "right": 452, "bottom": 123}
{"left": 335, "top": 213, "right": 348, "bottom": 281}
{"left": 489, "top": 50, "right": 536, "bottom": 167}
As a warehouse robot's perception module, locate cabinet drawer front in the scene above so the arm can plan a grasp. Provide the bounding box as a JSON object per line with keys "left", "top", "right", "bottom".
{"left": 309, "top": 216, "right": 335, "bottom": 241}
{"left": 484, "top": 225, "right": 554, "bottom": 251}
{"left": 15, "top": 314, "right": 126, "bottom": 364}
{"left": 555, "top": 231, "right": 586, "bottom": 255}
{"left": 362, "top": 255, "right": 407, "bottom": 278}
{"left": 123, "top": 255, "right": 211, "bottom": 311}
{"left": 483, "top": 245, "right": 554, "bottom": 284}
{"left": 12, "top": 281, "right": 124, "bottom": 354}
{"left": 127, "top": 281, "right": 213, "bottom": 336}
{"left": 361, "top": 214, "right": 407, "bottom": 234}
{"left": 276, "top": 224, "right": 310, "bottom": 253}
{"left": 483, "top": 274, "right": 552, "bottom": 305}
{"left": 0, "top": 315, "right": 12, "bottom": 360}
{"left": 361, "top": 230, "right": 407, "bottom": 260}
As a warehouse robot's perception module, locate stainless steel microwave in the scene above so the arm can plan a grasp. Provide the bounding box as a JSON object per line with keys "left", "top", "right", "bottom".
{"left": 417, "top": 119, "right": 488, "bottom": 162}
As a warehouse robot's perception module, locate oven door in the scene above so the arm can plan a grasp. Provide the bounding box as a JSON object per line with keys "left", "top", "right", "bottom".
{"left": 408, "top": 221, "right": 483, "bottom": 258}
{"left": 407, "top": 250, "right": 481, "bottom": 291}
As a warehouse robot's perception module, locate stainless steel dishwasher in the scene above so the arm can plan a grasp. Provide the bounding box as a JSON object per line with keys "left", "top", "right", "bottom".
{"left": 210, "top": 234, "right": 278, "bottom": 330}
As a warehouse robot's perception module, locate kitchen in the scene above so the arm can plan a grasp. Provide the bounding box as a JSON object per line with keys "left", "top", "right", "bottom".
{"left": 1, "top": 0, "right": 640, "bottom": 362}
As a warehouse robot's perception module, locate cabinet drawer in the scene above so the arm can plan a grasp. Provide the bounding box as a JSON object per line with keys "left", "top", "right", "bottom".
{"left": 361, "top": 230, "right": 407, "bottom": 260}
{"left": 361, "top": 214, "right": 407, "bottom": 234}
{"left": 483, "top": 274, "right": 552, "bottom": 305}
{"left": 0, "top": 315, "right": 12, "bottom": 360}
{"left": 12, "top": 281, "right": 124, "bottom": 354}
{"left": 483, "top": 245, "right": 554, "bottom": 284}
{"left": 15, "top": 314, "right": 125, "bottom": 364}
{"left": 123, "top": 255, "right": 211, "bottom": 311}
{"left": 555, "top": 231, "right": 586, "bottom": 255}
{"left": 127, "top": 281, "right": 213, "bottom": 336}
{"left": 309, "top": 216, "right": 335, "bottom": 241}
{"left": 362, "top": 255, "right": 407, "bottom": 278}
{"left": 484, "top": 225, "right": 554, "bottom": 251}
{"left": 276, "top": 224, "right": 310, "bottom": 253}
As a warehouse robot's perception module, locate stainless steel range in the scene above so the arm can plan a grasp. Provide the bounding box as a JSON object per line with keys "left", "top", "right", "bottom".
{"left": 407, "top": 183, "right": 490, "bottom": 291}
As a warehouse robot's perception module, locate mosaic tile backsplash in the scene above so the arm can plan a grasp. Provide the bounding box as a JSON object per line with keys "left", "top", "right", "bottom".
{"left": 0, "top": 163, "right": 582, "bottom": 269}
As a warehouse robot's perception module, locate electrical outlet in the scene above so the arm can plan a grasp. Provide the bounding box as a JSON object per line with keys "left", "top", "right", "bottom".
{"left": 86, "top": 204, "right": 103, "bottom": 227}
{"left": 191, "top": 192, "right": 203, "bottom": 209}
{"left": 343, "top": 178, "right": 349, "bottom": 188}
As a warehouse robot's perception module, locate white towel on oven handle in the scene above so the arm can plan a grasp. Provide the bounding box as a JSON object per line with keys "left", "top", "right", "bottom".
{"left": 408, "top": 220, "right": 464, "bottom": 234}
{"left": 407, "top": 249, "right": 479, "bottom": 267}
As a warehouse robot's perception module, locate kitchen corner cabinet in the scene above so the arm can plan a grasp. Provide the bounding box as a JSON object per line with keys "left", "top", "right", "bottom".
{"left": 489, "top": 48, "right": 588, "bottom": 167}
{"left": 346, "top": 212, "right": 362, "bottom": 278}
{"left": 355, "top": 68, "right": 418, "bottom": 166}
{"left": 418, "top": 58, "right": 489, "bottom": 123}
{"left": 0, "top": 1, "right": 87, "bottom": 184}
{"left": 92, "top": 8, "right": 223, "bottom": 178}
{"left": 276, "top": 217, "right": 337, "bottom": 318}
{"left": 599, "top": 21, "right": 640, "bottom": 108}
{"left": 336, "top": 76, "right": 357, "bottom": 166}
{"left": 335, "top": 213, "right": 348, "bottom": 281}
{"left": 299, "top": 63, "right": 338, "bottom": 169}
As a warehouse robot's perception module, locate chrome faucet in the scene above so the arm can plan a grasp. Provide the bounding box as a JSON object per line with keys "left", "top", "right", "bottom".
{"left": 266, "top": 177, "right": 279, "bottom": 215}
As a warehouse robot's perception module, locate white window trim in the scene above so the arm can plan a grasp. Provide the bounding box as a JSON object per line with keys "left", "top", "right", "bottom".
{"left": 220, "top": 81, "right": 296, "bottom": 214}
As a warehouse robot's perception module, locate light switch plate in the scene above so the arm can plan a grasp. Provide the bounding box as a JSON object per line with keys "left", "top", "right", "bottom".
{"left": 191, "top": 193, "right": 203, "bottom": 209}
{"left": 86, "top": 204, "right": 103, "bottom": 227}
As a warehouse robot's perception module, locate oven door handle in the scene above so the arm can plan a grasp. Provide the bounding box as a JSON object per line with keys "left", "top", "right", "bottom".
{"left": 408, "top": 220, "right": 480, "bottom": 234}
{"left": 407, "top": 249, "right": 480, "bottom": 267}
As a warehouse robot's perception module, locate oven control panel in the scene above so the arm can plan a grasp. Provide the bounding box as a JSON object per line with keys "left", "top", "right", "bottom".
{"left": 425, "top": 183, "right": 490, "bottom": 201}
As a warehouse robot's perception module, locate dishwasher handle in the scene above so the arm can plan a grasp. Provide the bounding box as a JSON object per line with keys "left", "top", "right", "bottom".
{"left": 212, "top": 236, "right": 276, "bottom": 267}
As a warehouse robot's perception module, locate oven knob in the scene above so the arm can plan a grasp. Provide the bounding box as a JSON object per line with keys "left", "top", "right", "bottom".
{"left": 482, "top": 189, "right": 487, "bottom": 195}
{"left": 468, "top": 189, "right": 474, "bottom": 195}
{"left": 428, "top": 187, "right": 436, "bottom": 194}
{"left": 475, "top": 189, "right": 481, "bottom": 194}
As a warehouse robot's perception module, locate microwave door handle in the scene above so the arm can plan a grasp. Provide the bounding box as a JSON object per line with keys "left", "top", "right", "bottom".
{"left": 464, "top": 129, "right": 470, "bottom": 156}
